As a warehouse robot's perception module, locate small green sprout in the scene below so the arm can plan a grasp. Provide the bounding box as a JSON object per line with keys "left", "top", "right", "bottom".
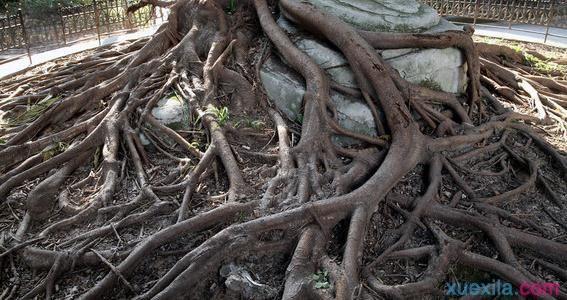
{"left": 312, "top": 269, "right": 330, "bottom": 289}
{"left": 226, "top": 0, "right": 236, "bottom": 14}
{"left": 198, "top": 105, "right": 230, "bottom": 126}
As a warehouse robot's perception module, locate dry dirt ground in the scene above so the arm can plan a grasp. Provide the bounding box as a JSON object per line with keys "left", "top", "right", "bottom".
{"left": 0, "top": 3, "right": 566, "bottom": 299}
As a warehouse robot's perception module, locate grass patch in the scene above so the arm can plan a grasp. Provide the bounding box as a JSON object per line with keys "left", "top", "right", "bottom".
{"left": 235, "top": 118, "right": 265, "bottom": 130}
{"left": 524, "top": 53, "right": 566, "bottom": 74}
{"left": 6, "top": 95, "right": 59, "bottom": 126}
{"left": 42, "top": 141, "right": 69, "bottom": 161}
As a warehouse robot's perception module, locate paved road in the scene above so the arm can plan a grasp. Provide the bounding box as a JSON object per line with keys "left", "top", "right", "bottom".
{"left": 0, "top": 25, "right": 160, "bottom": 80}
{"left": 472, "top": 23, "right": 567, "bottom": 48}
{"left": 0, "top": 22, "right": 564, "bottom": 80}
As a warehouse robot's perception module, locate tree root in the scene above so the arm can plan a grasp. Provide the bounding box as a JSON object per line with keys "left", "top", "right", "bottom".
{"left": 0, "top": 0, "right": 565, "bottom": 299}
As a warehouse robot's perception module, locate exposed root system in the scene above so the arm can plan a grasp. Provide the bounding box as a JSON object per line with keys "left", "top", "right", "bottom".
{"left": 0, "top": 0, "right": 565, "bottom": 299}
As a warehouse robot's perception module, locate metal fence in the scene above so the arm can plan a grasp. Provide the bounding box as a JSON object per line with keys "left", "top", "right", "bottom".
{"left": 423, "top": 0, "right": 566, "bottom": 42}
{"left": 0, "top": 0, "right": 166, "bottom": 53}
{"left": 423, "top": 0, "right": 565, "bottom": 26}
{"left": 0, "top": 11, "right": 26, "bottom": 51}
{"left": 1, "top": 0, "right": 564, "bottom": 56}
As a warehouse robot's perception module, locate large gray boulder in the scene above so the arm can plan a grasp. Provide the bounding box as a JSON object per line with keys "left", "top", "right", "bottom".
{"left": 307, "top": 0, "right": 440, "bottom": 32}
{"left": 277, "top": 15, "right": 467, "bottom": 94}
{"left": 260, "top": 0, "right": 468, "bottom": 144}
{"left": 260, "top": 56, "right": 377, "bottom": 143}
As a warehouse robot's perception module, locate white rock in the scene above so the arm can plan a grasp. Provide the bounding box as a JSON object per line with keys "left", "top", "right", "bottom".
{"left": 261, "top": 0, "right": 469, "bottom": 145}
{"left": 384, "top": 47, "right": 467, "bottom": 93}
{"left": 150, "top": 95, "right": 189, "bottom": 129}
{"left": 139, "top": 133, "right": 151, "bottom": 146}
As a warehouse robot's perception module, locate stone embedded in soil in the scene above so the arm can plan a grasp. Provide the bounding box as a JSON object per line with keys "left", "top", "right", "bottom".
{"left": 139, "top": 132, "right": 151, "bottom": 146}
{"left": 150, "top": 94, "right": 190, "bottom": 130}
{"left": 261, "top": 1, "right": 469, "bottom": 136}
{"left": 143, "top": 95, "right": 190, "bottom": 148}
{"left": 260, "top": 56, "right": 377, "bottom": 144}
{"left": 220, "top": 263, "right": 278, "bottom": 300}
{"left": 306, "top": 0, "right": 441, "bottom": 32}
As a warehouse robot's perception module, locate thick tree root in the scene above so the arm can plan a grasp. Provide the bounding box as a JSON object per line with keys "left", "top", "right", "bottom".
{"left": 0, "top": 0, "right": 565, "bottom": 299}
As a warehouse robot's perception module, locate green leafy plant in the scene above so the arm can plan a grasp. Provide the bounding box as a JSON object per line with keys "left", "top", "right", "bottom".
{"left": 196, "top": 105, "right": 230, "bottom": 127}
{"left": 509, "top": 44, "right": 523, "bottom": 54}
{"left": 190, "top": 141, "right": 201, "bottom": 150}
{"left": 312, "top": 269, "right": 330, "bottom": 289}
{"left": 210, "top": 106, "right": 230, "bottom": 126}
{"left": 226, "top": 0, "right": 236, "bottom": 14}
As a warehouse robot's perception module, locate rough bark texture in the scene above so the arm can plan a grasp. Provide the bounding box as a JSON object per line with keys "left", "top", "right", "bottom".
{"left": 0, "top": 0, "right": 566, "bottom": 299}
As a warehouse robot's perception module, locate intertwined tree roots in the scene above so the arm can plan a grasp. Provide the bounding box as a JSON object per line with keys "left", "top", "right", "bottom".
{"left": 0, "top": 0, "right": 566, "bottom": 299}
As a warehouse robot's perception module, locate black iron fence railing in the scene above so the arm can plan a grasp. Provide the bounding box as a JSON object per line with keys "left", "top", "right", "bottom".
{"left": 423, "top": 0, "right": 566, "bottom": 43}
{"left": 423, "top": 0, "right": 566, "bottom": 27}
{"left": 0, "top": 0, "right": 564, "bottom": 58}
{"left": 0, "top": 0, "right": 165, "bottom": 54}
{"left": 0, "top": 12, "right": 26, "bottom": 51}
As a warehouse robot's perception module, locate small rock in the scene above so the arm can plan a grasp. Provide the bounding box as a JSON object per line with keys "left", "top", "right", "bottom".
{"left": 139, "top": 133, "right": 151, "bottom": 146}
{"left": 151, "top": 95, "right": 190, "bottom": 130}
{"left": 220, "top": 263, "right": 278, "bottom": 300}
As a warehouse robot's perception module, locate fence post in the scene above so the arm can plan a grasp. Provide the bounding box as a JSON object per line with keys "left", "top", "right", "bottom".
{"left": 473, "top": 0, "right": 480, "bottom": 27}
{"left": 58, "top": 3, "right": 67, "bottom": 45}
{"left": 544, "top": 0, "right": 556, "bottom": 43}
{"left": 18, "top": 8, "right": 32, "bottom": 64}
{"left": 103, "top": 0, "right": 110, "bottom": 33}
{"left": 93, "top": 0, "right": 102, "bottom": 45}
{"left": 122, "top": 0, "right": 132, "bottom": 30}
